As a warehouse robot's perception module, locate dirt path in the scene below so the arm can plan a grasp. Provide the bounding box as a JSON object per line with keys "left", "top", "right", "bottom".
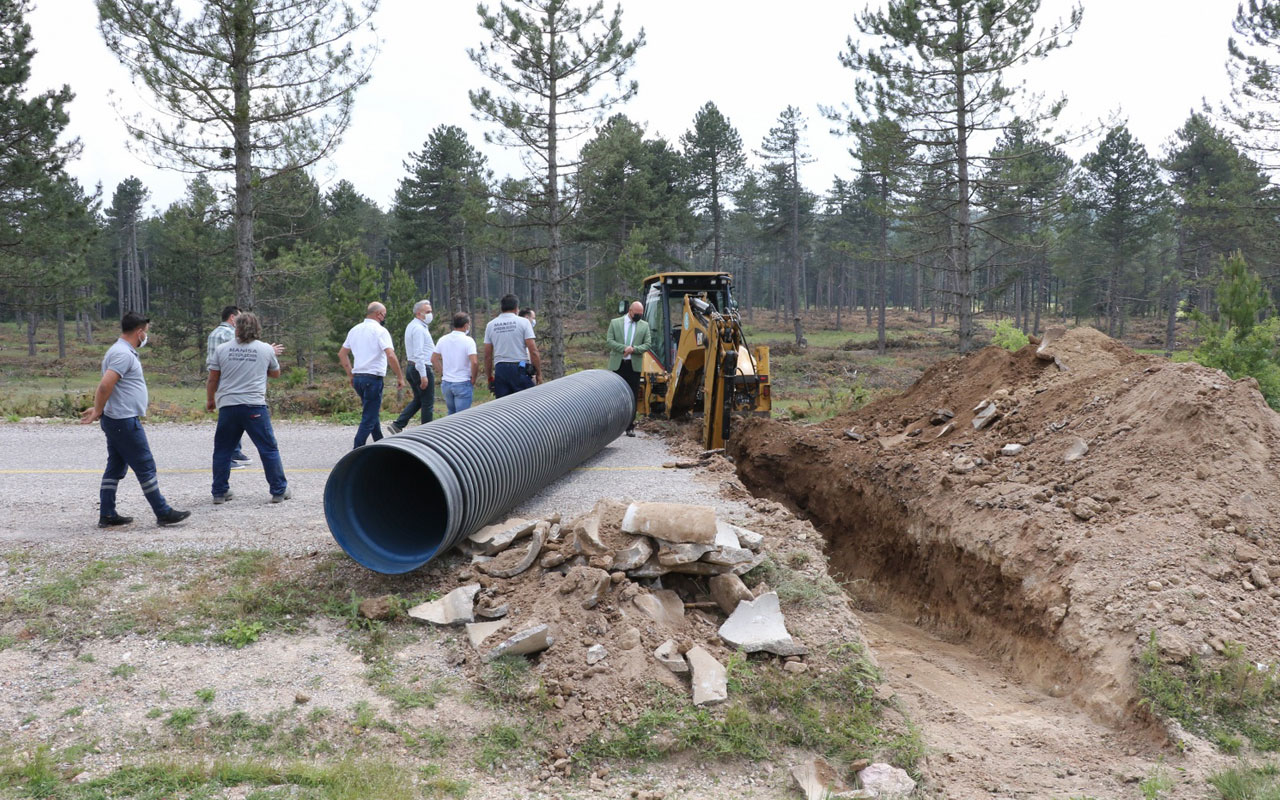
{"left": 862, "top": 613, "right": 1220, "bottom": 800}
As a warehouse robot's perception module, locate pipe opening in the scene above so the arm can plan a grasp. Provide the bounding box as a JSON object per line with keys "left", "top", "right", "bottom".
{"left": 325, "top": 445, "right": 451, "bottom": 573}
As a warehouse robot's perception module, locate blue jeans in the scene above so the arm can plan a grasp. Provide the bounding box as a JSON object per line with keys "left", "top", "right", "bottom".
{"left": 393, "top": 363, "right": 434, "bottom": 427}
{"left": 211, "top": 405, "right": 288, "bottom": 497}
{"left": 352, "top": 374, "right": 385, "bottom": 448}
{"left": 99, "top": 416, "right": 172, "bottom": 518}
{"left": 441, "top": 380, "right": 474, "bottom": 414}
{"left": 493, "top": 362, "right": 534, "bottom": 398}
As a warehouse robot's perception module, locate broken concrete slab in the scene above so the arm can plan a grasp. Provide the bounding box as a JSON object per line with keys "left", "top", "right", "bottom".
{"left": 1063, "top": 436, "right": 1089, "bottom": 462}
{"left": 686, "top": 646, "right": 727, "bottom": 706}
{"left": 657, "top": 540, "right": 715, "bottom": 566}
{"left": 610, "top": 536, "right": 653, "bottom": 571}
{"left": 621, "top": 502, "right": 717, "bottom": 545}
{"left": 714, "top": 521, "right": 740, "bottom": 549}
{"left": 791, "top": 757, "right": 848, "bottom": 800}
{"left": 1036, "top": 326, "right": 1065, "bottom": 361}
{"left": 468, "top": 518, "right": 538, "bottom": 556}
{"left": 586, "top": 644, "right": 607, "bottom": 665}
{"left": 702, "top": 544, "right": 755, "bottom": 566}
{"left": 857, "top": 763, "right": 916, "bottom": 798}
{"left": 632, "top": 589, "right": 686, "bottom": 628}
{"left": 719, "top": 521, "right": 764, "bottom": 550}
{"left": 569, "top": 512, "right": 608, "bottom": 555}
{"left": 929, "top": 408, "right": 955, "bottom": 425}
{"left": 407, "top": 584, "right": 480, "bottom": 626}
{"left": 653, "top": 639, "right": 689, "bottom": 674}
{"left": 558, "top": 565, "right": 612, "bottom": 610}
{"left": 625, "top": 553, "right": 667, "bottom": 579}
{"left": 1000, "top": 443, "right": 1024, "bottom": 457}
{"left": 484, "top": 623, "right": 554, "bottom": 660}
{"left": 709, "top": 573, "right": 754, "bottom": 614}
{"left": 666, "top": 560, "right": 734, "bottom": 576}
{"left": 972, "top": 403, "right": 999, "bottom": 430}
{"left": 478, "top": 521, "right": 548, "bottom": 578}
{"left": 730, "top": 551, "right": 767, "bottom": 576}
{"left": 718, "top": 591, "right": 807, "bottom": 656}
{"left": 465, "top": 620, "right": 508, "bottom": 649}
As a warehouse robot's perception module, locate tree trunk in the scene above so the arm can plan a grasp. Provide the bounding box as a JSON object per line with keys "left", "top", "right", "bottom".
{"left": 56, "top": 302, "right": 66, "bottom": 360}
{"left": 232, "top": 21, "right": 255, "bottom": 310}
{"left": 789, "top": 150, "right": 803, "bottom": 345}
{"left": 544, "top": 36, "right": 565, "bottom": 381}
{"left": 26, "top": 311, "right": 37, "bottom": 357}
{"left": 954, "top": 40, "right": 974, "bottom": 353}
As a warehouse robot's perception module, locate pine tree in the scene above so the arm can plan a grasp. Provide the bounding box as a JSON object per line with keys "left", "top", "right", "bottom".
{"left": 681, "top": 102, "right": 746, "bottom": 272}
{"left": 837, "top": 0, "right": 1081, "bottom": 351}
{"left": 469, "top": 0, "right": 645, "bottom": 379}
{"left": 97, "top": 0, "right": 378, "bottom": 311}
{"left": 1079, "top": 125, "right": 1171, "bottom": 337}
{"left": 392, "top": 125, "right": 489, "bottom": 318}
{"left": 759, "top": 106, "right": 813, "bottom": 346}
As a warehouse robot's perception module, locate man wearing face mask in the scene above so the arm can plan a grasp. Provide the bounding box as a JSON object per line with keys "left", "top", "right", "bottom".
{"left": 518, "top": 307, "right": 536, "bottom": 329}
{"left": 80, "top": 311, "right": 191, "bottom": 527}
{"left": 606, "top": 300, "right": 651, "bottom": 437}
{"left": 338, "top": 302, "right": 406, "bottom": 448}
{"left": 386, "top": 299, "right": 436, "bottom": 435}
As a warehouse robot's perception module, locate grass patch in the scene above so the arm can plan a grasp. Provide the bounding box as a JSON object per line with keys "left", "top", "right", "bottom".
{"left": 473, "top": 723, "right": 529, "bottom": 770}
{"left": 0, "top": 746, "right": 420, "bottom": 800}
{"left": 1209, "top": 762, "right": 1280, "bottom": 800}
{"left": 743, "top": 555, "right": 842, "bottom": 608}
{"left": 110, "top": 663, "right": 138, "bottom": 679}
{"left": 480, "top": 654, "right": 534, "bottom": 705}
{"left": 575, "top": 643, "right": 920, "bottom": 773}
{"left": 420, "top": 763, "right": 470, "bottom": 798}
{"left": 1140, "top": 632, "right": 1280, "bottom": 753}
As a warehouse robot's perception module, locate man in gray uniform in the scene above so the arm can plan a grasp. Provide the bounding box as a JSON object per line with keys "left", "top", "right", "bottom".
{"left": 484, "top": 294, "right": 541, "bottom": 397}
{"left": 207, "top": 312, "right": 290, "bottom": 504}
{"left": 80, "top": 311, "right": 191, "bottom": 527}
{"left": 206, "top": 305, "right": 252, "bottom": 468}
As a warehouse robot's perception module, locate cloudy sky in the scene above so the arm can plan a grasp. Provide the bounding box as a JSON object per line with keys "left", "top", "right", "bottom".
{"left": 28, "top": 0, "right": 1240, "bottom": 212}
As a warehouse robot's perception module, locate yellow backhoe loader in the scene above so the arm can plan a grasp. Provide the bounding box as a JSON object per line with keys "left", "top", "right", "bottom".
{"left": 634, "top": 272, "right": 770, "bottom": 449}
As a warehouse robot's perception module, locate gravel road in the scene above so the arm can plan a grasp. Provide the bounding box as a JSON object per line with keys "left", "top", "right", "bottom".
{"left": 0, "top": 420, "right": 736, "bottom": 558}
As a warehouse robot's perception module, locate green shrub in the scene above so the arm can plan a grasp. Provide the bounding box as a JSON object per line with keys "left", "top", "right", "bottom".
{"left": 991, "top": 320, "right": 1029, "bottom": 351}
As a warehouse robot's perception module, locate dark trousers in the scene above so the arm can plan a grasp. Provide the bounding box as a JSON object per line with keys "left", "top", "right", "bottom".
{"left": 99, "top": 415, "right": 172, "bottom": 518}
{"left": 615, "top": 360, "right": 640, "bottom": 430}
{"left": 393, "top": 363, "right": 434, "bottom": 427}
{"left": 212, "top": 405, "right": 288, "bottom": 497}
{"left": 352, "top": 373, "right": 385, "bottom": 448}
{"left": 493, "top": 361, "right": 534, "bottom": 398}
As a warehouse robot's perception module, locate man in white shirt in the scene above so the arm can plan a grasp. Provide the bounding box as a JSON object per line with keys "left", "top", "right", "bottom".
{"left": 387, "top": 299, "right": 435, "bottom": 434}
{"left": 484, "top": 293, "right": 540, "bottom": 397}
{"left": 433, "top": 312, "right": 479, "bottom": 414}
{"left": 338, "top": 302, "right": 406, "bottom": 448}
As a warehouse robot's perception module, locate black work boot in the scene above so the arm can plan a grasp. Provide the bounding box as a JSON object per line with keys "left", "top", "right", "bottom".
{"left": 156, "top": 508, "right": 192, "bottom": 527}
{"left": 98, "top": 513, "right": 134, "bottom": 528}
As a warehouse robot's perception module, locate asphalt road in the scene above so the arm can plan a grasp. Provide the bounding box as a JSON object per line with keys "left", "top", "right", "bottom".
{"left": 0, "top": 420, "right": 734, "bottom": 559}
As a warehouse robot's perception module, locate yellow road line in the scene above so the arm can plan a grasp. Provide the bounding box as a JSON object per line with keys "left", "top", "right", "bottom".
{"left": 0, "top": 465, "right": 667, "bottom": 475}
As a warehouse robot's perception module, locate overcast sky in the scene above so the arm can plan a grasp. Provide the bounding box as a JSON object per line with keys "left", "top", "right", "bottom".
{"left": 27, "top": 0, "right": 1240, "bottom": 213}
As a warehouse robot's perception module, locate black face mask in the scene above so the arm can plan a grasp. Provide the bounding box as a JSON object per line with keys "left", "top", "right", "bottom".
{"left": 630, "top": 312, "right": 642, "bottom": 322}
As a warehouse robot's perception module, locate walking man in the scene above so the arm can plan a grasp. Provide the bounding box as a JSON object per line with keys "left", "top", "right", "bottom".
{"left": 606, "top": 300, "right": 651, "bottom": 436}
{"left": 338, "top": 302, "right": 405, "bottom": 448}
{"left": 433, "top": 312, "right": 479, "bottom": 414}
{"left": 518, "top": 307, "right": 536, "bottom": 329}
{"left": 80, "top": 311, "right": 191, "bottom": 527}
{"left": 484, "top": 294, "right": 540, "bottom": 398}
{"left": 206, "top": 312, "right": 290, "bottom": 504}
{"left": 207, "top": 305, "right": 283, "bottom": 468}
{"left": 387, "top": 299, "right": 435, "bottom": 434}
{"left": 206, "top": 305, "right": 251, "bottom": 468}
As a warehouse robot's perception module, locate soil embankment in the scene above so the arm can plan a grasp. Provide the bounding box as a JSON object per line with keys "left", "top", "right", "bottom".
{"left": 730, "top": 328, "right": 1280, "bottom": 730}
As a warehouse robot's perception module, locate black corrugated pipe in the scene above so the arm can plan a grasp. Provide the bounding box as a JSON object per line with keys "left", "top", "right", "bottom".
{"left": 324, "top": 369, "right": 635, "bottom": 574}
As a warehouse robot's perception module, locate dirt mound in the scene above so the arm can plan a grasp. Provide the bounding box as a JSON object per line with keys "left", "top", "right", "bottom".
{"left": 729, "top": 328, "right": 1280, "bottom": 729}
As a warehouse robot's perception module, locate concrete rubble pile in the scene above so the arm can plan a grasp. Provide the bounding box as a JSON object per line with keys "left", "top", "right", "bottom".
{"left": 404, "top": 500, "right": 804, "bottom": 709}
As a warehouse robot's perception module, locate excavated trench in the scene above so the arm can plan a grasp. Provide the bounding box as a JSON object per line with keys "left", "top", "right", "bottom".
{"left": 728, "top": 418, "right": 1144, "bottom": 730}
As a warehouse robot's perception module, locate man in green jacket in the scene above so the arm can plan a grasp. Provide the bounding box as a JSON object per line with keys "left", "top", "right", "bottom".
{"left": 606, "top": 300, "right": 651, "bottom": 436}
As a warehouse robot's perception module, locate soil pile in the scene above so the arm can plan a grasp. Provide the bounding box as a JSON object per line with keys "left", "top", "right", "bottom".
{"left": 729, "top": 327, "right": 1280, "bottom": 727}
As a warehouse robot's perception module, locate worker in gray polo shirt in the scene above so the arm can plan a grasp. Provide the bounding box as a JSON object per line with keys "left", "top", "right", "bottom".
{"left": 484, "top": 293, "right": 541, "bottom": 397}
{"left": 206, "top": 312, "right": 290, "bottom": 504}
{"left": 80, "top": 311, "right": 191, "bottom": 527}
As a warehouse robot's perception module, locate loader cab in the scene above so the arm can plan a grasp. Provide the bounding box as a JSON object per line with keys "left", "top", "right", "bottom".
{"left": 641, "top": 272, "right": 734, "bottom": 370}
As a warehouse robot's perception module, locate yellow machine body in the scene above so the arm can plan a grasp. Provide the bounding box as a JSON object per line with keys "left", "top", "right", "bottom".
{"left": 635, "top": 272, "right": 771, "bottom": 449}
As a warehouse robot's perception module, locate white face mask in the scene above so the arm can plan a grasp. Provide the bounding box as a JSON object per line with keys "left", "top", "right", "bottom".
{"left": 139, "top": 333, "right": 149, "bottom": 348}
{"left": 423, "top": 313, "right": 433, "bottom": 325}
